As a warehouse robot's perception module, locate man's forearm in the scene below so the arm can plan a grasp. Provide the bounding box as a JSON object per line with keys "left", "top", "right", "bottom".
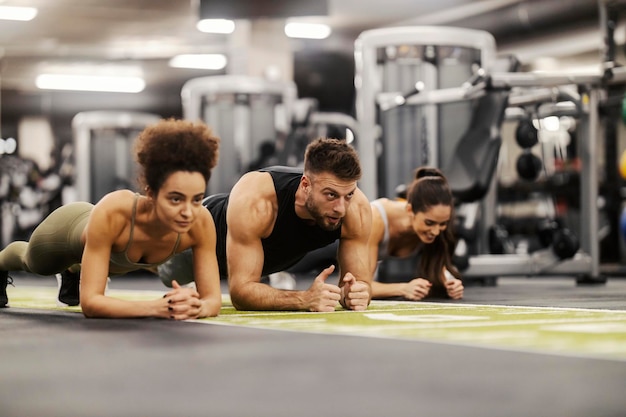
{"left": 230, "top": 281, "right": 308, "bottom": 311}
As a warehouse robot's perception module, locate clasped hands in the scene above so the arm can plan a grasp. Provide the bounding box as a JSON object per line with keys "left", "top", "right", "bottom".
{"left": 307, "top": 265, "right": 370, "bottom": 312}
{"left": 162, "top": 280, "right": 203, "bottom": 320}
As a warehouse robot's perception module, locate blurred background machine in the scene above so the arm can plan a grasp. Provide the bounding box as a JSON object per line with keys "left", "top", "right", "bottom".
{"left": 181, "top": 75, "right": 297, "bottom": 194}
{"left": 72, "top": 111, "right": 161, "bottom": 203}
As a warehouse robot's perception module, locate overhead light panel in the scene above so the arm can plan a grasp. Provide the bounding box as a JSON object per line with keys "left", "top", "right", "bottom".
{"left": 35, "top": 74, "right": 146, "bottom": 93}
{"left": 284, "top": 22, "right": 331, "bottom": 39}
{"left": 169, "top": 54, "right": 227, "bottom": 70}
{"left": 0, "top": 5, "right": 37, "bottom": 21}
{"left": 196, "top": 19, "right": 235, "bottom": 34}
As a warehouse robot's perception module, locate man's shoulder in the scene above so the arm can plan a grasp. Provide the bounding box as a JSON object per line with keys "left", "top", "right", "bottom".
{"left": 228, "top": 171, "right": 278, "bottom": 233}
{"left": 255, "top": 166, "right": 302, "bottom": 196}
{"left": 230, "top": 171, "right": 279, "bottom": 206}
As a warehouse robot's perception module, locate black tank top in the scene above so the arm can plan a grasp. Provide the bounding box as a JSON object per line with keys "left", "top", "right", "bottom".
{"left": 204, "top": 166, "right": 341, "bottom": 277}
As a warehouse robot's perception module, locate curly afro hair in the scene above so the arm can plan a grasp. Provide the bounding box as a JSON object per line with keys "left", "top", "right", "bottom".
{"left": 134, "top": 118, "right": 220, "bottom": 193}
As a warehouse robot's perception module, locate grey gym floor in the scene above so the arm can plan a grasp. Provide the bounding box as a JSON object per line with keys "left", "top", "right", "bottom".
{"left": 1, "top": 272, "right": 626, "bottom": 417}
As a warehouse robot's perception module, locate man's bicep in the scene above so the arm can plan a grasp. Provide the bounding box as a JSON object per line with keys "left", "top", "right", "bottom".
{"left": 226, "top": 231, "right": 263, "bottom": 284}
{"left": 225, "top": 171, "right": 275, "bottom": 285}
{"left": 225, "top": 218, "right": 266, "bottom": 285}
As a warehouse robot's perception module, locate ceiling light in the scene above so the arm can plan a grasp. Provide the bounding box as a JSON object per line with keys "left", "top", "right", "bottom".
{"left": 284, "top": 22, "right": 331, "bottom": 39}
{"left": 35, "top": 74, "right": 145, "bottom": 93}
{"left": 0, "top": 5, "right": 37, "bottom": 21}
{"left": 169, "top": 54, "right": 227, "bottom": 70}
{"left": 0, "top": 137, "right": 17, "bottom": 155}
{"left": 196, "top": 19, "right": 235, "bottom": 34}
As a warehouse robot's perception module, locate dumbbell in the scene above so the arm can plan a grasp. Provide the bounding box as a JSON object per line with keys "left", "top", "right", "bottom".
{"left": 536, "top": 218, "right": 579, "bottom": 260}
{"left": 552, "top": 228, "right": 580, "bottom": 259}
{"left": 515, "top": 117, "right": 542, "bottom": 181}
{"left": 516, "top": 151, "right": 543, "bottom": 181}
{"left": 515, "top": 118, "right": 539, "bottom": 149}
{"left": 488, "top": 224, "right": 515, "bottom": 254}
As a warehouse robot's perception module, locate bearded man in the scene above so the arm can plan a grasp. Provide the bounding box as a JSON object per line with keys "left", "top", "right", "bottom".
{"left": 158, "top": 138, "right": 372, "bottom": 312}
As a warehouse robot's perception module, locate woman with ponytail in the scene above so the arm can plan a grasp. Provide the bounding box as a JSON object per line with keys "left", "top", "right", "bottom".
{"left": 368, "top": 167, "right": 464, "bottom": 300}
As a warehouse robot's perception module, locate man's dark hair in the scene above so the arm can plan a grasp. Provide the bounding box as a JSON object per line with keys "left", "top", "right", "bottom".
{"left": 303, "top": 138, "right": 361, "bottom": 181}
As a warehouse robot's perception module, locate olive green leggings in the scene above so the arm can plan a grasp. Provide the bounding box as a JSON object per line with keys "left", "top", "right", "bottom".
{"left": 0, "top": 202, "right": 93, "bottom": 276}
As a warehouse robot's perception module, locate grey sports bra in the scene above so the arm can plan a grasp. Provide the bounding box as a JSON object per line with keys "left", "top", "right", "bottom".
{"left": 371, "top": 200, "right": 391, "bottom": 259}
{"left": 372, "top": 199, "right": 421, "bottom": 260}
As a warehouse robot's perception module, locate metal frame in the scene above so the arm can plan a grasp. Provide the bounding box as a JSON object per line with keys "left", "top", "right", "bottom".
{"left": 181, "top": 75, "right": 298, "bottom": 123}
{"left": 181, "top": 75, "right": 298, "bottom": 194}
{"left": 354, "top": 26, "right": 498, "bottom": 200}
{"left": 71, "top": 111, "right": 161, "bottom": 203}
{"left": 308, "top": 112, "right": 359, "bottom": 143}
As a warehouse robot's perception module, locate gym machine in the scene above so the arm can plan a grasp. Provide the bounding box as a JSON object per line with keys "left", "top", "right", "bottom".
{"left": 272, "top": 94, "right": 360, "bottom": 168}
{"left": 355, "top": 26, "right": 497, "bottom": 200}
{"left": 354, "top": 25, "right": 626, "bottom": 283}
{"left": 354, "top": 26, "right": 499, "bottom": 279}
{"left": 72, "top": 111, "right": 161, "bottom": 203}
{"left": 181, "top": 75, "right": 297, "bottom": 194}
{"left": 460, "top": 70, "right": 622, "bottom": 283}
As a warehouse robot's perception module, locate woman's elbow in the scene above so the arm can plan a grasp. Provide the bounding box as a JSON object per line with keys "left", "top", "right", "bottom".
{"left": 80, "top": 305, "right": 99, "bottom": 318}
{"left": 79, "top": 296, "right": 101, "bottom": 318}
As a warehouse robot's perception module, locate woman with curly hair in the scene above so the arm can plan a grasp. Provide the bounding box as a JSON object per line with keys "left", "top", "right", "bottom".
{"left": 369, "top": 167, "right": 464, "bottom": 301}
{"left": 0, "top": 118, "right": 222, "bottom": 319}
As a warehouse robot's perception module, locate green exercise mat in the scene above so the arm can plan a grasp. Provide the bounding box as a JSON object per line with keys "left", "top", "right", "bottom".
{"left": 6, "top": 285, "right": 626, "bottom": 361}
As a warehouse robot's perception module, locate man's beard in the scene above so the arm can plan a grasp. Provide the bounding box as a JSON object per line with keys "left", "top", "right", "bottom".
{"left": 305, "top": 196, "right": 343, "bottom": 231}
